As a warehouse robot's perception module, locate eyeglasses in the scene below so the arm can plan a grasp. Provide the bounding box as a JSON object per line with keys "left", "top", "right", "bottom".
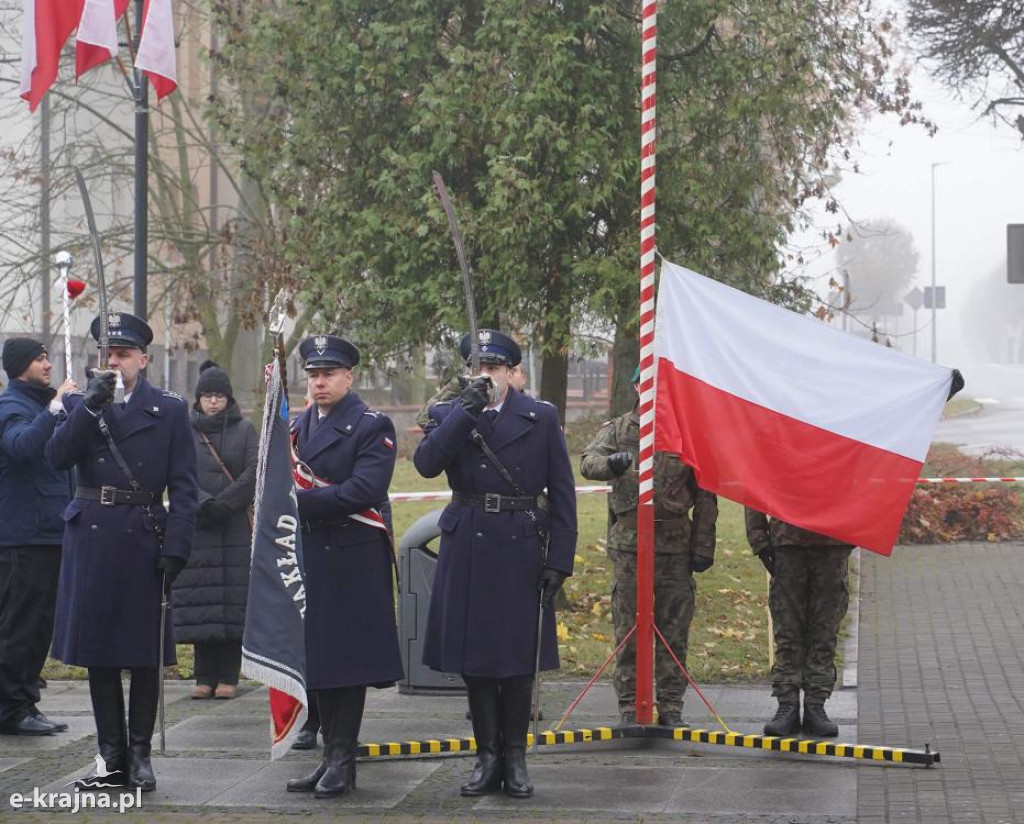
{"left": 199, "top": 392, "right": 227, "bottom": 401}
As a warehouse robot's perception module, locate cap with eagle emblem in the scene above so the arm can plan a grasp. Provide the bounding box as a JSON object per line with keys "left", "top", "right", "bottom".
{"left": 299, "top": 334, "right": 360, "bottom": 370}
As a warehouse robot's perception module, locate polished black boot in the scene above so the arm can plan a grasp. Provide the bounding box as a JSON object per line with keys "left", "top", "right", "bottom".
{"left": 314, "top": 686, "right": 365, "bottom": 798}
{"left": 500, "top": 675, "right": 534, "bottom": 799}
{"left": 802, "top": 698, "right": 839, "bottom": 737}
{"left": 292, "top": 690, "right": 320, "bottom": 750}
{"left": 127, "top": 668, "right": 160, "bottom": 792}
{"left": 287, "top": 691, "right": 327, "bottom": 791}
{"left": 763, "top": 696, "right": 801, "bottom": 737}
{"left": 76, "top": 668, "right": 127, "bottom": 790}
{"left": 460, "top": 676, "right": 503, "bottom": 796}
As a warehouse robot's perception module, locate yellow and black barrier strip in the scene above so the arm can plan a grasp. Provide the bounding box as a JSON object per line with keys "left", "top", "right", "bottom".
{"left": 647, "top": 725, "right": 939, "bottom": 766}
{"left": 355, "top": 724, "right": 937, "bottom": 766}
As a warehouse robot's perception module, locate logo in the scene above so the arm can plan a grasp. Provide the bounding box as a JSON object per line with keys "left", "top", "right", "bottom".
{"left": 10, "top": 781, "right": 142, "bottom": 814}
{"left": 107, "top": 313, "right": 121, "bottom": 327}
{"left": 314, "top": 335, "right": 328, "bottom": 354}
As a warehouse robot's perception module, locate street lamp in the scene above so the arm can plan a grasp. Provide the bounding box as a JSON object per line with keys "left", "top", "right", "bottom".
{"left": 930, "top": 161, "right": 949, "bottom": 364}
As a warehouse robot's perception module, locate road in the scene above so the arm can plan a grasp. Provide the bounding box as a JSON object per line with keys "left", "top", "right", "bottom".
{"left": 933, "top": 398, "right": 1024, "bottom": 456}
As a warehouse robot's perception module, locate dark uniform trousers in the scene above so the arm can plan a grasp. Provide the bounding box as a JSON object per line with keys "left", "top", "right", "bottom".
{"left": 769, "top": 545, "right": 852, "bottom": 700}
{"left": 0, "top": 546, "right": 61, "bottom": 728}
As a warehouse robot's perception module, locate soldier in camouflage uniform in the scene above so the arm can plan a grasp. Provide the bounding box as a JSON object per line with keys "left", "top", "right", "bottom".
{"left": 745, "top": 509, "right": 852, "bottom": 737}
{"left": 580, "top": 370, "right": 718, "bottom": 725}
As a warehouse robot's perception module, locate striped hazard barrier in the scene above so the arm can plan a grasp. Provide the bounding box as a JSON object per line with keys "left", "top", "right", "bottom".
{"left": 354, "top": 724, "right": 938, "bottom": 766}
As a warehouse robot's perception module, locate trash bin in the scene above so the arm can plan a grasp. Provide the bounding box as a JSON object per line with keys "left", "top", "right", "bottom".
{"left": 397, "top": 509, "right": 466, "bottom": 695}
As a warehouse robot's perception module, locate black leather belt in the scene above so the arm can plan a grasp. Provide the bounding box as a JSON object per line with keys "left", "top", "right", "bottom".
{"left": 76, "top": 486, "right": 159, "bottom": 506}
{"left": 453, "top": 492, "right": 539, "bottom": 513}
{"left": 301, "top": 518, "right": 348, "bottom": 534}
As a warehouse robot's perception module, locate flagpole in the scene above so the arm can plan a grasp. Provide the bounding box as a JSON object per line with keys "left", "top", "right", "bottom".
{"left": 133, "top": 0, "right": 148, "bottom": 321}
{"left": 635, "top": 0, "right": 657, "bottom": 726}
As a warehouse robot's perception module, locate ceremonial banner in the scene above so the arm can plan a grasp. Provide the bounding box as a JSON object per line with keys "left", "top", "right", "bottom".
{"left": 242, "top": 360, "right": 307, "bottom": 758}
{"left": 654, "top": 260, "right": 956, "bottom": 556}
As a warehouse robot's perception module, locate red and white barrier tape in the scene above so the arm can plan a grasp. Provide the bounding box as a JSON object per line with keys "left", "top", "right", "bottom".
{"left": 387, "top": 479, "right": 1022, "bottom": 503}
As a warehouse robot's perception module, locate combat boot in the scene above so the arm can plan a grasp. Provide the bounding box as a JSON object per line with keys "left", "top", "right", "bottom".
{"left": 802, "top": 699, "right": 839, "bottom": 737}
{"left": 763, "top": 697, "right": 801, "bottom": 737}
{"left": 461, "top": 677, "right": 503, "bottom": 796}
{"left": 657, "top": 704, "right": 684, "bottom": 727}
{"left": 314, "top": 686, "right": 365, "bottom": 798}
{"left": 76, "top": 668, "right": 128, "bottom": 790}
{"left": 127, "top": 668, "right": 160, "bottom": 792}
{"left": 500, "top": 675, "right": 534, "bottom": 799}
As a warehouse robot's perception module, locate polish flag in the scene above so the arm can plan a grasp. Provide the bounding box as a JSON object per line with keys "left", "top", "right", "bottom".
{"left": 20, "top": 0, "right": 85, "bottom": 111}
{"left": 654, "top": 260, "right": 956, "bottom": 556}
{"left": 76, "top": 0, "right": 129, "bottom": 79}
{"left": 134, "top": 0, "right": 176, "bottom": 101}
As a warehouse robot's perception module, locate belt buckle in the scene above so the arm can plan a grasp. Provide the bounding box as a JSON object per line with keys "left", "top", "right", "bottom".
{"left": 99, "top": 485, "right": 116, "bottom": 506}
{"left": 484, "top": 493, "right": 501, "bottom": 513}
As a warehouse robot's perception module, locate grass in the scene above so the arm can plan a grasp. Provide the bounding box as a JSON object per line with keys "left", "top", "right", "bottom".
{"left": 45, "top": 456, "right": 774, "bottom": 685}
{"left": 942, "top": 396, "right": 981, "bottom": 419}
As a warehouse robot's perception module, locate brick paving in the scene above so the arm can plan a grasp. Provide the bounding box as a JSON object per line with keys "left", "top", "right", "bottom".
{"left": 857, "top": 542, "right": 1024, "bottom": 823}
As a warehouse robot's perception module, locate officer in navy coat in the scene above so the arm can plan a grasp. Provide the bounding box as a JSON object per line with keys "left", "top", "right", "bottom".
{"left": 285, "top": 334, "right": 402, "bottom": 799}
{"left": 414, "top": 329, "right": 577, "bottom": 799}
{"left": 45, "top": 312, "right": 197, "bottom": 793}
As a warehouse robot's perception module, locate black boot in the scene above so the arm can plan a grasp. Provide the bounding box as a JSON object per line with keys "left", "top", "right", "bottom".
{"left": 500, "top": 675, "right": 534, "bottom": 799}
{"left": 314, "top": 686, "right": 365, "bottom": 798}
{"left": 802, "top": 698, "right": 839, "bottom": 737}
{"left": 763, "top": 696, "right": 801, "bottom": 737}
{"left": 76, "top": 668, "right": 127, "bottom": 790}
{"left": 292, "top": 690, "right": 320, "bottom": 750}
{"left": 287, "top": 691, "right": 327, "bottom": 792}
{"left": 127, "top": 668, "right": 160, "bottom": 792}
{"left": 460, "top": 676, "right": 503, "bottom": 796}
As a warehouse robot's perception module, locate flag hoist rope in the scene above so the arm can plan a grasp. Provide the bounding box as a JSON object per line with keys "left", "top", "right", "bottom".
{"left": 635, "top": 0, "right": 658, "bottom": 725}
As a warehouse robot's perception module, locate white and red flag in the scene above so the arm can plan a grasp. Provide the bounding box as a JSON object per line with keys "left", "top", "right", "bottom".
{"left": 75, "top": 0, "right": 129, "bottom": 79}
{"left": 134, "top": 0, "right": 176, "bottom": 100}
{"left": 20, "top": 0, "right": 84, "bottom": 111}
{"left": 654, "top": 260, "right": 956, "bottom": 556}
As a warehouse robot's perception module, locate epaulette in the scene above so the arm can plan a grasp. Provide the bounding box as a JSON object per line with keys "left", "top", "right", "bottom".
{"left": 68, "top": 389, "right": 85, "bottom": 396}
{"left": 161, "top": 390, "right": 186, "bottom": 402}
{"left": 363, "top": 409, "right": 383, "bottom": 418}
{"left": 433, "top": 400, "right": 453, "bottom": 408}
{"left": 536, "top": 399, "right": 556, "bottom": 408}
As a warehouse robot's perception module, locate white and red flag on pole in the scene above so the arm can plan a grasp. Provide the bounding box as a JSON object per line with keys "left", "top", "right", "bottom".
{"left": 654, "top": 259, "right": 956, "bottom": 556}
{"left": 20, "top": 0, "right": 84, "bottom": 111}
{"left": 75, "top": 0, "right": 128, "bottom": 79}
{"left": 134, "top": 0, "right": 177, "bottom": 100}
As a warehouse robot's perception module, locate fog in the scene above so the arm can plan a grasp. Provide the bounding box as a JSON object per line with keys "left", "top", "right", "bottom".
{"left": 794, "top": 63, "right": 1024, "bottom": 399}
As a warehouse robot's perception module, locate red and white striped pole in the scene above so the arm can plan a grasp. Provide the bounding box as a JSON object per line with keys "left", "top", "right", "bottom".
{"left": 635, "top": 0, "right": 658, "bottom": 725}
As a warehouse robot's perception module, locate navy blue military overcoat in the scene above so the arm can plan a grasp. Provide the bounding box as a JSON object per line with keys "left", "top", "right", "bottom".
{"left": 291, "top": 391, "right": 403, "bottom": 690}
{"left": 414, "top": 389, "right": 577, "bottom": 678}
{"left": 45, "top": 378, "right": 198, "bottom": 668}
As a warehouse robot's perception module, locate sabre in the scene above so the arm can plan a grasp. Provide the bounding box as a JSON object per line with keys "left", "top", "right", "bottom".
{"left": 158, "top": 573, "right": 168, "bottom": 755}
{"left": 54, "top": 251, "right": 73, "bottom": 379}
{"left": 432, "top": 171, "right": 481, "bottom": 375}
{"left": 73, "top": 166, "right": 124, "bottom": 402}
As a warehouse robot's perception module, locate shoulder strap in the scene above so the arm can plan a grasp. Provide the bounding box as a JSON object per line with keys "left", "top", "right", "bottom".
{"left": 96, "top": 415, "right": 165, "bottom": 546}
{"left": 197, "top": 430, "right": 236, "bottom": 483}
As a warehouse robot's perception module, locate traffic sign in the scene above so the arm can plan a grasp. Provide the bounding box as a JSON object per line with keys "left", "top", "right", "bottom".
{"left": 924, "top": 286, "right": 945, "bottom": 309}
{"left": 904, "top": 287, "right": 924, "bottom": 311}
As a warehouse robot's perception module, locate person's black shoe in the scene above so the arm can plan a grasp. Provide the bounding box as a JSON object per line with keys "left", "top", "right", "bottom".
{"left": 292, "top": 727, "right": 319, "bottom": 750}
{"left": 3, "top": 714, "right": 57, "bottom": 736}
{"left": 802, "top": 700, "right": 839, "bottom": 738}
{"left": 763, "top": 699, "right": 801, "bottom": 737}
{"left": 31, "top": 709, "right": 68, "bottom": 732}
{"left": 287, "top": 759, "right": 326, "bottom": 792}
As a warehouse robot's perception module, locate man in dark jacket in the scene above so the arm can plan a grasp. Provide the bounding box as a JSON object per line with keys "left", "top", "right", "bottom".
{"left": 46, "top": 313, "right": 197, "bottom": 791}
{"left": 415, "top": 329, "right": 577, "bottom": 799}
{"left": 284, "top": 334, "right": 402, "bottom": 799}
{"left": 0, "top": 338, "right": 75, "bottom": 735}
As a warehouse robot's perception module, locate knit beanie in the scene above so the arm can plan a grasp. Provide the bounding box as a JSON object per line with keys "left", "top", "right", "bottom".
{"left": 195, "top": 360, "right": 234, "bottom": 400}
{"left": 2, "top": 338, "right": 46, "bottom": 380}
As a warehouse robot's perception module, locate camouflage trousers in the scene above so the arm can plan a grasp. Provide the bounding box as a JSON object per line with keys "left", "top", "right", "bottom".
{"left": 609, "top": 550, "right": 696, "bottom": 713}
{"left": 768, "top": 545, "right": 852, "bottom": 701}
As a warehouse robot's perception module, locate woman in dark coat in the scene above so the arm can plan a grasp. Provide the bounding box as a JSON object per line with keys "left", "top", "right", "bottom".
{"left": 172, "top": 361, "right": 257, "bottom": 700}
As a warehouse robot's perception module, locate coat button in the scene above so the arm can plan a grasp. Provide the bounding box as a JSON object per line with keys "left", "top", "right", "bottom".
{"left": 476, "top": 532, "right": 484, "bottom": 538}
{"left": 480, "top": 464, "right": 487, "bottom": 470}
{"left": 98, "top": 457, "right": 105, "bottom": 464}
{"left": 90, "top": 525, "right": 97, "bottom": 531}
